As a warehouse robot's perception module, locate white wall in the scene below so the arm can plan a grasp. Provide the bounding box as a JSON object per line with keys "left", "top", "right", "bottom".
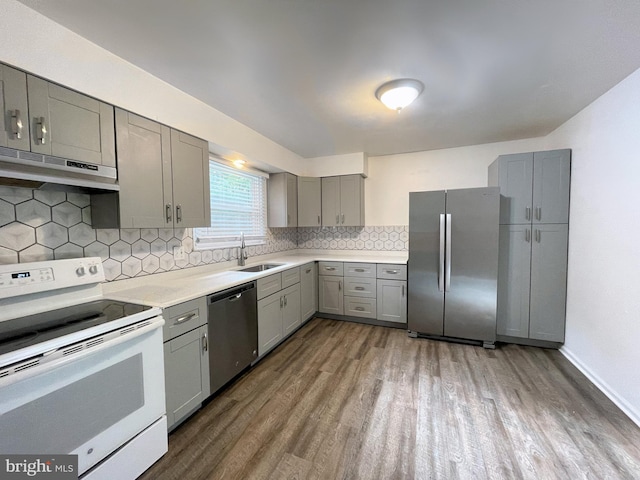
{"left": 365, "top": 137, "right": 546, "bottom": 225}
{"left": 303, "top": 152, "right": 368, "bottom": 177}
{"left": 545, "top": 68, "right": 640, "bottom": 425}
{"left": 0, "top": 0, "right": 304, "bottom": 174}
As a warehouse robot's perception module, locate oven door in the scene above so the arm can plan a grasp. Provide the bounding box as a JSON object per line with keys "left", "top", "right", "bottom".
{"left": 0, "top": 318, "right": 166, "bottom": 476}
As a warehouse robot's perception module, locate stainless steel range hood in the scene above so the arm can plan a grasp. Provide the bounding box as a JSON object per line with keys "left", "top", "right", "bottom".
{"left": 0, "top": 146, "right": 119, "bottom": 193}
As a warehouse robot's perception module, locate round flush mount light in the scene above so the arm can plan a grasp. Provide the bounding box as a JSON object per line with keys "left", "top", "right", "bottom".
{"left": 375, "top": 78, "right": 424, "bottom": 112}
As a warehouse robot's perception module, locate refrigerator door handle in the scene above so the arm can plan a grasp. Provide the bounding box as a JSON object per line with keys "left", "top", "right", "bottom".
{"left": 445, "top": 213, "right": 452, "bottom": 292}
{"left": 438, "top": 214, "right": 445, "bottom": 292}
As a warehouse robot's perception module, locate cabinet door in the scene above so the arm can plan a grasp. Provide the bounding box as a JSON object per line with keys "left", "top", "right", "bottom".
{"left": 497, "top": 153, "right": 533, "bottom": 224}
{"left": 298, "top": 177, "right": 321, "bottom": 227}
{"left": 496, "top": 225, "right": 532, "bottom": 337}
{"left": 170, "top": 129, "right": 211, "bottom": 228}
{"left": 300, "top": 262, "right": 317, "bottom": 322}
{"left": 282, "top": 284, "right": 301, "bottom": 336}
{"left": 321, "top": 176, "right": 340, "bottom": 226}
{"left": 532, "top": 150, "right": 571, "bottom": 224}
{"left": 114, "top": 109, "right": 172, "bottom": 228}
{"left": 257, "top": 292, "right": 283, "bottom": 356}
{"left": 318, "top": 275, "right": 343, "bottom": 315}
{"left": 339, "top": 174, "right": 363, "bottom": 226}
{"left": 376, "top": 279, "right": 407, "bottom": 323}
{"left": 27, "top": 75, "right": 115, "bottom": 166}
{"left": 286, "top": 173, "right": 298, "bottom": 227}
{"left": 0, "top": 65, "right": 30, "bottom": 151}
{"left": 164, "top": 325, "right": 209, "bottom": 430}
{"left": 529, "top": 224, "right": 568, "bottom": 342}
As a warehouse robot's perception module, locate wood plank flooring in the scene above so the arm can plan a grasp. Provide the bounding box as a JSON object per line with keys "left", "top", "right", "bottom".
{"left": 140, "top": 318, "right": 640, "bottom": 480}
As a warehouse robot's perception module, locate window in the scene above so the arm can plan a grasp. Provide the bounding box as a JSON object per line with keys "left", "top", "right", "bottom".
{"left": 194, "top": 160, "right": 267, "bottom": 249}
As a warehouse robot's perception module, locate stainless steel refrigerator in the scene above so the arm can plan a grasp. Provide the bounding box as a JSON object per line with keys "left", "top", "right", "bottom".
{"left": 408, "top": 187, "right": 500, "bottom": 348}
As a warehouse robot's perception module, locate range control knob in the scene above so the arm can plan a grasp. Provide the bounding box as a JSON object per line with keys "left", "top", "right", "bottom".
{"left": 76, "top": 266, "right": 86, "bottom": 276}
{"left": 89, "top": 265, "right": 99, "bottom": 275}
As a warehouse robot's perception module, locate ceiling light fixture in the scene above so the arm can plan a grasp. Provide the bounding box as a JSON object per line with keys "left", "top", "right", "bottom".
{"left": 375, "top": 78, "right": 424, "bottom": 112}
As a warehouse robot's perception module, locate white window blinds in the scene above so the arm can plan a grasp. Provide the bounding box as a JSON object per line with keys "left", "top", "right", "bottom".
{"left": 194, "top": 161, "right": 267, "bottom": 248}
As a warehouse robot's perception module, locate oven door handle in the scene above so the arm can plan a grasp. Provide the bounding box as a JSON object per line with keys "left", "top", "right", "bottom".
{"left": 0, "top": 318, "right": 164, "bottom": 389}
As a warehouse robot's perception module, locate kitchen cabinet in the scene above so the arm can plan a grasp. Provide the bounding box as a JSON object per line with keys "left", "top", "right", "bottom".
{"left": 321, "top": 174, "right": 364, "bottom": 226}
{"left": 162, "top": 297, "right": 209, "bottom": 431}
{"left": 91, "top": 109, "right": 210, "bottom": 228}
{"left": 300, "top": 262, "right": 317, "bottom": 322}
{"left": 26, "top": 75, "right": 115, "bottom": 167}
{"left": 298, "top": 177, "right": 322, "bottom": 227}
{"left": 376, "top": 279, "right": 407, "bottom": 323}
{"left": 257, "top": 267, "right": 302, "bottom": 357}
{"left": 490, "top": 149, "right": 570, "bottom": 345}
{"left": 268, "top": 172, "right": 298, "bottom": 227}
{"left": 318, "top": 275, "right": 343, "bottom": 315}
{"left": 489, "top": 149, "right": 570, "bottom": 225}
{"left": 0, "top": 64, "right": 30, "bottom": 151}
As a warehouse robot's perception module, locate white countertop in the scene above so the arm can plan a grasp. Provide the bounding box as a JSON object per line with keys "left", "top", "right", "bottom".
{"left": 102, "top": 251, "right": 408, "bottom": 309}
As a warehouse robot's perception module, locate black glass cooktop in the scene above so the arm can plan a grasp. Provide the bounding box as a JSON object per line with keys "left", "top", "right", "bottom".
{"left": 0, "top": 300, "right": 152, "bottom": 357}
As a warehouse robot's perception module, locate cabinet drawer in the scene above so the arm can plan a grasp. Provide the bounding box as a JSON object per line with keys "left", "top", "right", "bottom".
{"left": 376, "top": 264, "right": 407, "bottom": 280}
{"left": 343, "top": 277, "right": 376, "bottom": 298}
{"left": 257, "top": 273, "right": 282, "bottom": 300}
{"left": 344, "top": 262, "right": 376, "bottom": 278}
{"left": 281, "top": 266, "right": 301, "bottom": 289}
{"left": 162, "top": 297, "right": 207, "bottom": 342}
{"left": 344, "top": 296, "right": 377, "bottom": 319}
{"left": 318, "top": 261, "right": 343, "bottom": 276}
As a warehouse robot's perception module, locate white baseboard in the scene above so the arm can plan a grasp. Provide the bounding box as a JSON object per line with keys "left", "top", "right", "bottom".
{"left": 560, "top": 346, "right": 640, "bottom": 428}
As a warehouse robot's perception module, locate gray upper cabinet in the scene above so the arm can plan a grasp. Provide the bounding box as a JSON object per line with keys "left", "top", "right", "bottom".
{"left": 268, "top": 172, "right": 298, "bottom": 227}
{"left": 297, "top": 177, "right": 321, "bottom": 227}
{"left": 0, "top": 64, "right": 30, "bottom": 151}
{"left": 321, "top": 174, "right": 364, "bottom": 227}
{"left": 170, "top": 129, "right": 211, "bottom": 228}
{"left": 91, "top": 109, "right": 210, "bottom": 229}
{"left": 489, "top": 149, "right": 570, "bottom": 225}
{"left": 27, "top": 75, "right": 115, "bottom": 167}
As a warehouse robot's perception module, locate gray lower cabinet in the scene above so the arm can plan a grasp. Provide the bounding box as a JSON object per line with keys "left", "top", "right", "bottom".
{"left": 91, "top": 109, "right": 210, "bottom": 228}
{"left": 318, "top": 275, "right": 343, "bottom": 315}
{"left": 0, "top": 64, "right": 30, "bottom": 151}
{"left": 376, "top": 279, "right": 407, "bottom": 323}
{"left": 298, "top": 177, "right": 322, "bottom": 227}
{"left": 268, "top": 172, "right": 298, "bottom": 227}
{"left": 497, "top": 224, "right": 568, "bottom": 342}
{"left": 300, "top": 262, "right": 317, "bottom": 321}
{"left": 162, "top": 297, "right": 209, "bottom": 431}
{"left": 26, "top": 74, "right": 115, "bottom": 167}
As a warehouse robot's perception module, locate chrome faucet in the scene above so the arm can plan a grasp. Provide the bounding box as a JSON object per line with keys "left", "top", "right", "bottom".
{"left": 238, "top": 232, "right": 248, "bottom": 266}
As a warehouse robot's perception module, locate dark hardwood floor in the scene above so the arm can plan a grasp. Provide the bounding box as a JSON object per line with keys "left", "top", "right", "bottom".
{"left": 140, "top": 317, "right": 640, "bottom": 480}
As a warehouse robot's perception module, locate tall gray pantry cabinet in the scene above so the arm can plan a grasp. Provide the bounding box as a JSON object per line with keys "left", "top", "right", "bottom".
{"left": 488, "top": 149, "right": 570, "bottom": 344}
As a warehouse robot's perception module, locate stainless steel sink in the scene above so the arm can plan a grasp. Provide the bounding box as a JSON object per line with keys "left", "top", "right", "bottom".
{"left": 237, "top": 263, "right": 284, "bottom": 273}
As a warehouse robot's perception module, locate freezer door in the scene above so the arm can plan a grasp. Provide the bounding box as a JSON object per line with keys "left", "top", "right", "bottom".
{"left": 444, "top": 187, "right": 500, "bottom": 342}
{"left": 408, "top": 190, "right": 445, "bottom": 335}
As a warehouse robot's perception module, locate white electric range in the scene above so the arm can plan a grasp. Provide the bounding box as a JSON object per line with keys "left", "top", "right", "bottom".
{"left": 0, "top": 257, "right": 167, "bottom": 479}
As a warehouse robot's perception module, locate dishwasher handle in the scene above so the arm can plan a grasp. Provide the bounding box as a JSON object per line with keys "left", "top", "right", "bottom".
{"left": 208, "top": 282, "right": 255, "bottom": 304}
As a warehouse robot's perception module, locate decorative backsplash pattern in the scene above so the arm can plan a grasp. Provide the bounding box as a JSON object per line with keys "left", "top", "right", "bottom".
{"left": 0, "top": 186, "right": 408, "bottom": 281}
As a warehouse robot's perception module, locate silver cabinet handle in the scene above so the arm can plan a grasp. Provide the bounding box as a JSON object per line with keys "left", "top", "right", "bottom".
{"left": 176, "top": 205, "right": 182, "bottom": 223}
{"left": 354, "top": 307, "right": 365, "bottom": 311}
{"left": 287, "top": 214, "right": 291, "bottom": 225}
{"left": 341, "top": 213, "right": 345, "bottom": 224}
{"left": 354, "top": 268, "right": 365, "bottom": 272}
{"left": 335, "top": 214, "right": 339, "bottom": 225}
{"left": 445, "top": 213, "right": 452, "bottom": 292}
{"left": 354, "top": 286, "right": 365, "bottom": 291}
{"left": 35, "top": 116, "right": 47, "bottom": 145}
{"left": 166, "top": 203, "right": 172, "bottom": 223}
{"left": 284, "top": 296, "right": 288, "bottom": 307}
{"left": 10, "top": 110, "right": 23, "bottom": 139}
{"left": 174, "top": 312, "right": 197, "bottom": 324}
{"left": 536, "top": 229, "right": 541, "bottom": 243}
{"left": 525, "top": 228, "right": 531, "bottom": 243}
{"left": 317, "top": 215, "right": 320, "bottom": 225}
{"left": 338, "top": 281, "right": 342, "bottom": 291}
{"left": 325, "top": 266, "right": 336, "bottom": 271}
{"left": 439, "top": 214, "right": 445, "bottom": 292}
{"left": 305, "top": 268, "right": 311, "bottom": 274}
{"left": 202, "top": 332, "right": 208, "bottom": 352}
{"left": 385, "top": 270, "right": 398, "bottom": 274}
{"left": 526, "top": 207, "right": 531, "bottom": 221}
{"left": 228, "top": 293, "right": 243, "bottom": 302}
{"left": 535, "top": 207, "right": 541, "bottom": 221}
{"left": 402, "top": 284, "right": 405, "bottom": 296}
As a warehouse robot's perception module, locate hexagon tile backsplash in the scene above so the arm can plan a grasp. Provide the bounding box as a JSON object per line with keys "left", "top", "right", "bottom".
{"left": 0, "top": 186, "right": 407, "bottom": 281}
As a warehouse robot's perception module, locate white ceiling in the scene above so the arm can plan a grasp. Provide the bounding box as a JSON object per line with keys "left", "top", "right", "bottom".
{"left": 18, "top": 0, "right": 640, "bottom": 159}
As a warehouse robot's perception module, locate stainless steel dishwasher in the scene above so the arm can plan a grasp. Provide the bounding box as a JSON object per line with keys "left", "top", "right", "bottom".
{"left": 207, "top": 282, "right": 258, "bottom": 394}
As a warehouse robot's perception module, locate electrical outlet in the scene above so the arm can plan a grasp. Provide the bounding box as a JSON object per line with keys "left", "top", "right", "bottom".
{"left": 173, "top": 246, "right": 186, "bottom": 260}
